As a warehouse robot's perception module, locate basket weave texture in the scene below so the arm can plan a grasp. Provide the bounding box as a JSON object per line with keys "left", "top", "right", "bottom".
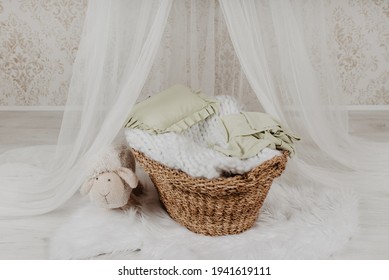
{"left": 133, "top": 149, "right": 288, "bottom": 236}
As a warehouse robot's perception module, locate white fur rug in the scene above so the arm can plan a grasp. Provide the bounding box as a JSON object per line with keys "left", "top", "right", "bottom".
{"left": 49, "top": 169, "right": 358, "bottom": 260}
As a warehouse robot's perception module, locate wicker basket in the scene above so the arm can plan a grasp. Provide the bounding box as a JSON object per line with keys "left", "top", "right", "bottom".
{"left": 133, "top": 149, "right": 288, "bottom": 236}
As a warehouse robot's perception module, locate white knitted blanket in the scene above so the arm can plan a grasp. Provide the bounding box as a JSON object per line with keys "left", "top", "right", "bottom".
{"left": 125, "top": 96, "right": 280, "bottom": 179}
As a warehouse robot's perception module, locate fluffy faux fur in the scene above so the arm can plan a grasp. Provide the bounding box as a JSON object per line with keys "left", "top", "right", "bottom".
{"left": 49, "top": 167, "right": 358, "bottom": 260}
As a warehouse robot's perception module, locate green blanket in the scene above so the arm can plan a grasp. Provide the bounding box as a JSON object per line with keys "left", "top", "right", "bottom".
{"left": 213, "top": 112, "right": 300, "bottom": 159}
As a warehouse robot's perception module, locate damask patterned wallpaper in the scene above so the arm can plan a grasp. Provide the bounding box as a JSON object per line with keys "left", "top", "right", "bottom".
{"left": 0, "top": 0, "right": 87, "bottom": 106}
{"left": 0, "top": 0, "right": 388, "bottom": 106}
{"left": 327, "top": 0, "right": 389, "bottom": 105}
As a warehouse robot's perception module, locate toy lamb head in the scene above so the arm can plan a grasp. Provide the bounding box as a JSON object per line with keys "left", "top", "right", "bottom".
{"left": 81, "top": 144, "right": 139, "bottom": 209}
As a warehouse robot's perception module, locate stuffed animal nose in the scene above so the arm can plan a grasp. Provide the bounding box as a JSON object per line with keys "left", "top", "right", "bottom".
{"left": 100, "top": 191, "right": 110, "bottom": 197}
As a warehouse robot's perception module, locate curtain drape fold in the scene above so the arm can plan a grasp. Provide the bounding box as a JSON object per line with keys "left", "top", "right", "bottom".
{"left": 0, "top": 0, "right": 388, "bottom": 218}
{"left": 220, "top": 0, "right": 389, "bottom": 178}
{"left": 0, "top": 0, "right": 172, "bottom": 217}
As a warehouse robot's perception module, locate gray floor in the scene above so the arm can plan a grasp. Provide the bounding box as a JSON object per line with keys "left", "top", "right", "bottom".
{"left": 0, "top": 110, "right": 388, "bottom": 259}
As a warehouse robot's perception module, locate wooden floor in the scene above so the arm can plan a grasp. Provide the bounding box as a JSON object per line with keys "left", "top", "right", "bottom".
{"left": 0, "top": 110, "right": 388, "bottom": 259}
{"left": 0, "top": 111, "right": 63, "bottom": 153}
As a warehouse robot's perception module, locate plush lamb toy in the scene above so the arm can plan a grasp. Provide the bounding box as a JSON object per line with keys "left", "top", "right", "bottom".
{"left": 80, "top": 143, "right": 142, "bottom": 209}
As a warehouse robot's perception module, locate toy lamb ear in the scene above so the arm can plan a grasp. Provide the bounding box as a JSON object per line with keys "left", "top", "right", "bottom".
{"left": 117, "top": 167, "right": 138, "bottom": 189}
{"left": 80, "top": 178, "right": 94, "bottom": 195}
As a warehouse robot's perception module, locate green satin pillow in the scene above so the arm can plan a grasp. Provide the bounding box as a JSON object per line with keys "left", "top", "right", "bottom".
{"left": 124, "top": 85, "right": 219, "bottom": 134}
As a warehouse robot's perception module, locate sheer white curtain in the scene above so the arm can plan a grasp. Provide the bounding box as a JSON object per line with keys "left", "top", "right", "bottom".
{"left": 0, "top": 0, "right": 172, "bottom": 217}
{"left": 220, "top": 0, "right": 389, "bottom": 185}
{"left": 1, "top": 0, "right": 388, "bottom": 218}
{"left": 139, "top": 0, "right": 217, "bottom": 100}
{"left": 141, "top": 0, "right": 257, "bottom": 109}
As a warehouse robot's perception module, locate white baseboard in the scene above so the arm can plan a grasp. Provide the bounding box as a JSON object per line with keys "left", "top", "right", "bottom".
{"left": 0, "top": 105, "right": 388, "bottom": 112}
{"left": 0, "top": 106, "right": 65, "bottom": 111}
{"left": 347, "top": 105, "right": 389, "bottom": 111}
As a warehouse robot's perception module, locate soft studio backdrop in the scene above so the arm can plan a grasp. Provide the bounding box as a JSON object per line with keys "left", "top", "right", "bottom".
{"left": 0, "top": 0, "right": 388, "bottom": 259}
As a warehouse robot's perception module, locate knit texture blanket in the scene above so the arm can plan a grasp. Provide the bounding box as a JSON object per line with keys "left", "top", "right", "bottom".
{"left": 125, "top": 96, "right": 280, "bottom": 179}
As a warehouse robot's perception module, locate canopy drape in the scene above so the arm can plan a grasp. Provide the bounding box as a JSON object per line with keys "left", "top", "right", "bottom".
{"left": 1, "top": 0, "right": 388, "bottom": 218}
{"left": 0, "top": 0, "right": 172, "bottom": 216}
